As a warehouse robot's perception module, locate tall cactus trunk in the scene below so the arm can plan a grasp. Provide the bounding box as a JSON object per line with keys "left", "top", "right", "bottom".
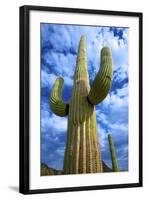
{"left": 63, "top": 36, "right": 103, "bottom": 174}
{"left": 50, "top": 35, "right": 113, "bottom": 174}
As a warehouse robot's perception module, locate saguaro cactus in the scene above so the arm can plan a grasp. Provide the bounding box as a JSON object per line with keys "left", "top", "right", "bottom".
{"left": 50, "top": 35, "right": 113, "bottom": 174}
{"left": 108, "top": 134, "right": 119, "bottom": 172}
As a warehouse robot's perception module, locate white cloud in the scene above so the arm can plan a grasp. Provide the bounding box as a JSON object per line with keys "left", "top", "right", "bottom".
{"left": 113, "top": 64, "right": 128, "bottom": 82}
{"left": 41, "top": 110, "right": 67, "bottom": 133}
{"left": 96, "top": 110, "right": 108, "bottom": 125}
{"left": 98, "top": 124, "right": 109, "bottom": 150}
{"left": 108, "top": 122, "right": 128, "bottom": 137}
{"left": 42, "top": 25, "right": 128, "bottom": 86}
{"left": 41, "top": 70, "right": 57, "bottom": 88}
{"left": 63, "top": 76, "right": 73, "bottom": 86}
{"left": 103, "top": 83, "right": 128, "bottom": 109}
{"left": 55, "top": 146, "right": 65, "bottom": 156}
{"left": 116, "top": 83, "right": 128, "bottom": 97}
{"left": 41, "top": 69, "right": 73, "bottom": 89}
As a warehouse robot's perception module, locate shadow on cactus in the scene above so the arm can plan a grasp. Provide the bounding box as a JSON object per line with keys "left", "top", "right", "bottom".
{"left": 49, "top": 35, "right": 119, "bottom": 174}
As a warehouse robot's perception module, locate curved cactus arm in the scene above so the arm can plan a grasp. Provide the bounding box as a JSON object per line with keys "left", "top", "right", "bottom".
{"left": 50, "top": 77, "right": 69, "bottom": 117}
{"left": 108, "top": 134, "right": 119, "bottom": 172}
{"left": 87, "top": 47, "right": 113, "bottom": 105}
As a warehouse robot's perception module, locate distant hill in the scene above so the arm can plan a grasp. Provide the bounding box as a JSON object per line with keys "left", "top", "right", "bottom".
{"left": 41, "top": 163, "right": 62, "bottom": 176}
{"left": 102, "top": 161, "right": 113, "bottom": 172}
{"left": 41, "top": 161, "right": 113, "bottom": 176}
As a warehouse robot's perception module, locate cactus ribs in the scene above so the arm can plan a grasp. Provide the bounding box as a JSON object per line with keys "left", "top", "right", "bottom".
{"left": 49, "top": 35, "right": 118, "bottom": 174}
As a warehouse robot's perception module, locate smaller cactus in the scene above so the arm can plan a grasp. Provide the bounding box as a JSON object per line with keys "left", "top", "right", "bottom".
{"left": 108, "top": 134, "right": 119, "bottom": 172}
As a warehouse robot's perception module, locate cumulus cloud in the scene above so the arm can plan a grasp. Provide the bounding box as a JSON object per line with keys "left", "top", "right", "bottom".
{"left": 41, "top": 70, "right": 57, "bottom": 88}
{"left": 41, "top": 110, "right": 67, "bottom": 133}
{"left": 113, "top": 64, "right": 128, "bottom": 83}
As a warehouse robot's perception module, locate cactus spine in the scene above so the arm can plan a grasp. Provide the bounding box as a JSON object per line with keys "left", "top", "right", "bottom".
{"left": 108, "top": 134, "right": 119, "bottom": 172}
{"left": 49, "top": 35, "right": 113, "bottom": 174}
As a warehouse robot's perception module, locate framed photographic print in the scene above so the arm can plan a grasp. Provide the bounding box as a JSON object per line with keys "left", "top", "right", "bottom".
{"left": 19, "top": 5, "right": 143, "bottom": 194}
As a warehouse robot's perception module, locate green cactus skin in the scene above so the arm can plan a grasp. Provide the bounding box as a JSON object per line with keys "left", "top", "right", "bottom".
{"left": 108, "top": 134, "right": 119, "bottom": 172}
{"left": 88, "top": 47, "right": 113, "bottom": 105}
{"left": 50, "top": 77, "right": 69, "bottom": 117}
{"left": 50, "top": 35, "right": 113, "bottom": 174}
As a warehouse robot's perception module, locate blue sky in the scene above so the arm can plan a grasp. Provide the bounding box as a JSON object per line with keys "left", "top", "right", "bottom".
{"left": 40, "top": 23, "right": 129, "bottom": 171}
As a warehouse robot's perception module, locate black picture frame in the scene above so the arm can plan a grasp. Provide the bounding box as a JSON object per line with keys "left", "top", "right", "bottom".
{"left": 19, "top": 5, "right": 143, "bottom": 194}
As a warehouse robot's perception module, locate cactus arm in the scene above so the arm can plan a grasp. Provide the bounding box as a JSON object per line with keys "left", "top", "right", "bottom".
{"left": 108, "top": 134, "right": 119, "bottom": 172}
{"left": 87, "top": 47, "right": 113, "bottom": 105}
{"left": 50, "top": 77, "right": 69, "bottom": 117}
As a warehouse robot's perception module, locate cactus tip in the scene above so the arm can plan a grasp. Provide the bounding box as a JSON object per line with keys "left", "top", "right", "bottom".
{"left": 101, "top": 47, "right": 111, "bottom": 56}
{"left": 80, "top": 34, "right": 86, "bottom": 41}
{"left": 57, "top": 77, "right": 64, "bottom": 84}
{"left": 108, "top": 133, "right": 111, "bottom": 139}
